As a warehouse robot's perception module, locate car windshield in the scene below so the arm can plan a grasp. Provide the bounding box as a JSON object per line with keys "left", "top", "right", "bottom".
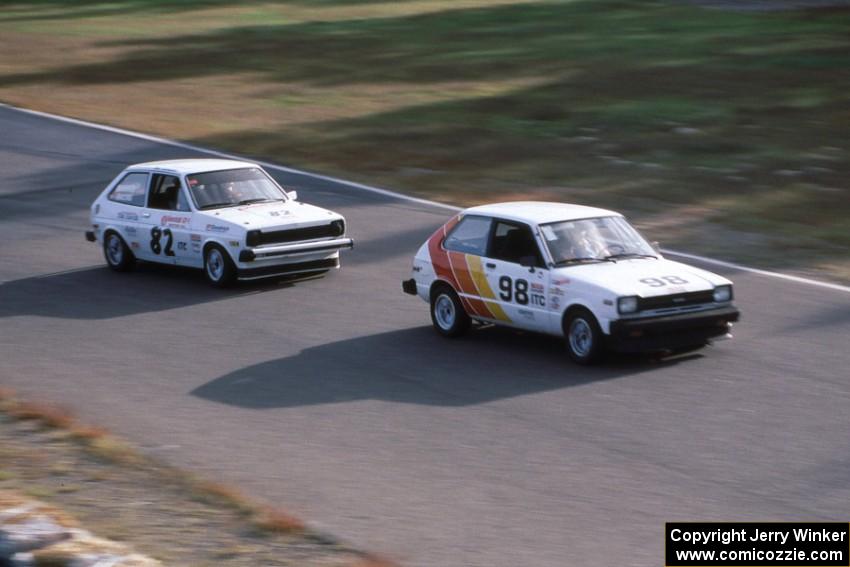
{"left": 186, "top": 167, "right": 288, "bottom": 210}
{"left": 540, "top": 216, "right": 656, "bottom": 265}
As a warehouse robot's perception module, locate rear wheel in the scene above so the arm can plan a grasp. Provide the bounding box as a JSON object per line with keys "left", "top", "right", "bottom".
{"left": 564, "top": 308, "right": 604, "bottom": 365}
{"left": 430, "top": 285, "right": 470, "bottom": 338}
{"left": 103, "top": 231, "right": 135, "bottom": 272}
{"left": 204, "top": 245, "right": 236, "bottom": 287}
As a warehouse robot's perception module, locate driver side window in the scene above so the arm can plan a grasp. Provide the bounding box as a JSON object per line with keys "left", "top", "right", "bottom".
{"left": 489, "top": 221, "right": 543, "bottom": 266}
{"left": 148, "top": 174, "right": 189, "bottom": 211}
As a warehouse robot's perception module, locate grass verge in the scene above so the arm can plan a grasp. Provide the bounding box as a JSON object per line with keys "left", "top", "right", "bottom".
{"left": 0, "top": 0, "right": 848, "bottom": 281}
{"left": 0, "top": 388, "right": 398, "bottom": 567}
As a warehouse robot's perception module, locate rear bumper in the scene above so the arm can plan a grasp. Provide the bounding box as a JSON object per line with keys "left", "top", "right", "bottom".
{"left": 608, "top": 306, "right": 740, "bottom": 352}
{"left": 238, "top": 237, "right": 353, "bottom": 262}
{"left": 402, "top": 278, "right": 418, "bottom": 295}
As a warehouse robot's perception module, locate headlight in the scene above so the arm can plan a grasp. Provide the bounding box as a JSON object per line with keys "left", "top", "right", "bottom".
{"left": 713, "top": 285, "right": 732, "bottom": 302}
{"left": 245, "top": 229, "right": 261, "bottom": 247}
{"left": 330, "top": 219, "right": 345, "bottom": 237}
{"left": 617, "top": 296, "right": 639, "bottom": 314}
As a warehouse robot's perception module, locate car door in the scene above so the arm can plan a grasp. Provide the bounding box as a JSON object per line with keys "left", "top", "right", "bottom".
{"left": 143, "top": 173, "right": 194, "bottom": 266}
{"left": 483, "top": 219, "right": 550, "bottom": 332}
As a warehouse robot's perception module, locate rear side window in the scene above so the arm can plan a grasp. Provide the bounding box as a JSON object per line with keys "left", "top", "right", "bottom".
{"left": 108, "top": 172, "right": 148, "bottom": 207}
{"left": 443, "top": 215, "right": 491, "bottom": 255}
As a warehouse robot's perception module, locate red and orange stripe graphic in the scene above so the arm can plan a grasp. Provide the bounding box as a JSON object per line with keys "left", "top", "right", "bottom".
{"left": 426, "top": 216, "right": 511, "bottom": 323}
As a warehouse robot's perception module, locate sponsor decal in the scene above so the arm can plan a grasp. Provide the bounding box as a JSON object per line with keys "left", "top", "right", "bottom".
{"left": 550, "top": 296, "right": 561, "bottom": 309}
{"left": 552, "top": 277, "right": 570, "bottom": 285}
{"left": 177, "top": 241, "right": 187, "bottom": 251}
{"left": 206, "top": 224, "right": 230, "bottom": 233}
{"left": 124, "top": 226, "right": 137, "bottom": 236}
{"left": 530, "top": 293, "right": 546, "bottom": 307}
{"left": 531, "top": 282, "right": 544, "bottom": 292}
{"left": 517, "top": 309, "right": 534, "bottom": 320}
{"left": 190, "top": 234, "right": 201, "bottom": 242}
{"left": 130, "top": 241, "right": 140, "bottom": 249}
{"left": 268, "top": 210, "right": 291, "bottom": 217}
{"left": 549, "top": 287, "right": 565, "bottom": 296}
{"left": 191, "top": 243, "right": 201, "bottom": 253}
{"left": 229, "top": 240, "right": 240, "bottom": 247}
{"left": 117, "top": 211, "right": 139, "bottom": 221}
{"left": 161, "top": 215, "right": 190, "bottom": 228}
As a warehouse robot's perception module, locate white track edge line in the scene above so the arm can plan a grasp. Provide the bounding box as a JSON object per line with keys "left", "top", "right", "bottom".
{"left": 4, "top": 103, "right": 848, "bottom": 294}
{"left": 660, "top": 249, "right": 850, "bottom": 293}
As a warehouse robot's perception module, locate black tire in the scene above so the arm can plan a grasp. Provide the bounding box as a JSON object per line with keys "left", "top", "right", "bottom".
{"left": 204, "top": 245, "right": 237, "bottom": 287}
{"left": 103, "top": 231, "right": 135, "bottom": 272}
{"left": 430, "top": 284, "right": 471, "bottom": 338}
{"left": 563, "top": 308, "right": 605, "bottom": 365}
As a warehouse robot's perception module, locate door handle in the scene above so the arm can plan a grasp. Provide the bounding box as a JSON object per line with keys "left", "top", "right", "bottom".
{"left": 142, "top": 213, "right": 151, "bottom": 218}
{"left": 485, "top": 262, "right": 496, "bottom": 269}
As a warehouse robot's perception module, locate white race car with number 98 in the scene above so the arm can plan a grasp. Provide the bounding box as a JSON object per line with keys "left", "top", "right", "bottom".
{"left": 403, "top": 202, "right": 740, "bottom": 364}
{"left": 86, "top": 159, "right": 353, "bottom": 286}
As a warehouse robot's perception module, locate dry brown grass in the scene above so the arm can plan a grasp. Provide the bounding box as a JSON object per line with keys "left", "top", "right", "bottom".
{"left": 7, "top": 401, "right": 75, "bottom": 430}
{"left": 0, "top": 392, "right": 404, "bottom": 564}
{"left": 251, "top": 506, "right": 306, "bottom": 535}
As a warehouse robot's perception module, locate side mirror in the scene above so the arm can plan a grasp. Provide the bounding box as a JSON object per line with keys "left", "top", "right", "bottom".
{"left": 519, "top": 256, "right": 537, "bottom": 271}
{"left": 287, "top": 190, "right": 298, "bottom": 201}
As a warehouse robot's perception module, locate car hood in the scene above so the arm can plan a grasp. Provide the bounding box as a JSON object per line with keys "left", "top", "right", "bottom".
{"left": 198, "top": 200, "right": 341, "bottom": 230}
{"left": 552, "top": 257, "right": 729, "bottom": 297}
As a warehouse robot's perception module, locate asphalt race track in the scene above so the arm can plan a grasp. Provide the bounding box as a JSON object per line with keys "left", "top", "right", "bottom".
{"left": 1, "top": 105, "right": 849, "bottom": 567}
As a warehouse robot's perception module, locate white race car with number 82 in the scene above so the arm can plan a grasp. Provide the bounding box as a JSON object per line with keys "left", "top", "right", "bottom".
{"left": 86, "top": 159, "right": 353, "bottom": 286}
{"left": 403, "top": 202, "right": 740, "bottom": 364}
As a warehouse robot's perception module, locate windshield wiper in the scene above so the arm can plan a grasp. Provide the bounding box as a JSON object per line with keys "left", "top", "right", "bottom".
{"left": 555, "top": 257, "right": 607, "bottom": 266}
{"left": 237, "top": 198, "right": 274, "bottom": 205}
{"left": 198, "top": 202, "right": 239, "bottom": 210}
{"left": 602, "top": 253, "right": 658, "bottom": 261}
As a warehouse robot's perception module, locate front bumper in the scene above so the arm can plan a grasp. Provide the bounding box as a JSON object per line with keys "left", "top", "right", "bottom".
{"left": 238, "top": 237, "right": 353, "bottom": 262}
{"left": 238, "top": 257, "right": 339, "bottom": 281}
{"left": 607, "top": 306, "right": 740, "bottom": 352}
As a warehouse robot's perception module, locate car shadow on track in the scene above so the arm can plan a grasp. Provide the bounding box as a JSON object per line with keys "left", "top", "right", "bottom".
{"left": 0, "top": 262, "right": 326, "bottom": 320}
{"left": 192, "top": 325, "right": 702, "bottom": 408}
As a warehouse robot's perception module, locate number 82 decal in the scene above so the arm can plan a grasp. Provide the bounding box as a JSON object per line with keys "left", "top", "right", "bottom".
{"left": 640, "top": 275, "right": 689, "bottom": 287}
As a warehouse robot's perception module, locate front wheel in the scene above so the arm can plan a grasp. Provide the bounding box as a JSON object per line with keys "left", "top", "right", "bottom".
{"left": 204, "top": 245, "right": 236, "bottom": 287}
{"left": 103, "top": 232, "right": 135, "bottom": 272}
{"left": 430, "top": 286, "right": 471, "bottom": 338}
{"left": 564, "top": 309, "right": 604, "bottom": 365}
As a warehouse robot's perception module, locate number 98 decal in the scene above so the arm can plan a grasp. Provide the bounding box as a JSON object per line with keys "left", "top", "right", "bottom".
{"left": 499, "top": 276, "right": 545, "bottom": 306}
{"left": 640, "top": 275, "right": 689, "bottom": 287}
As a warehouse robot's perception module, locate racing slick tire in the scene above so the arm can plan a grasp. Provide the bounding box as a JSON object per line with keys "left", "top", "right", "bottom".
{"left": 563, "top": 308, "right": 604, "bottom": 365}
{"left": 103, "top": 231, "right": 135, "bottom": 272}
{"left": 430, "top": 284, "right": 471, "bottom": 338}
{"left": 204, "top": 244, "right": 237, "bottom": 287}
